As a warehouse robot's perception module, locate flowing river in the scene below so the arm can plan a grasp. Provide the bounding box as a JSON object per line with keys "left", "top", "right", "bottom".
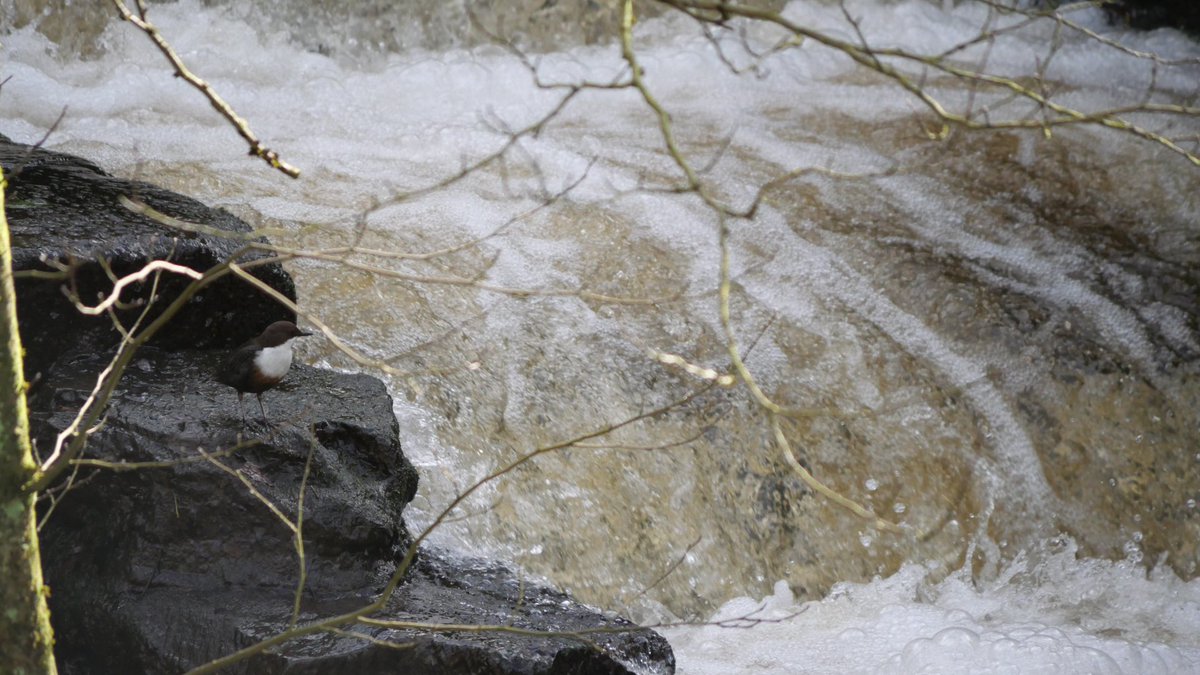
{"left": 3, "top": 0, "right": 1199, "bottom": 672}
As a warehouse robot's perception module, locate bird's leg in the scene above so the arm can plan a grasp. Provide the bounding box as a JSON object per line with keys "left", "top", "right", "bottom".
{"left": 256, "top": 392, "right": 277, "bottom": 442}
{"left": 237, "top": 391, "right": 247, "bottom": 425}
{"left": 256, "top": 393, "right": 272, "bottom": 426}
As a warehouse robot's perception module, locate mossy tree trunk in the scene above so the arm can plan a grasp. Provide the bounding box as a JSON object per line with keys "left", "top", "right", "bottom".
{"left": 0, "top": 168, "right": 57, "bottom": 673}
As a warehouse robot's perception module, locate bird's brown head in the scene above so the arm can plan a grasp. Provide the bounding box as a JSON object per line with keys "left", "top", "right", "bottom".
{"left": 256, "top": 321, "right": 312, "bottom": 348}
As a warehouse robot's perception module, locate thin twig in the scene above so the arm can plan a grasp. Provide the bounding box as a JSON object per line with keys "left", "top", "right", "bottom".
{"left": 67, "top": 260, "right": 203, "bottom": 316}
{"left": 289, "top": 436, "right": 317, "bottom": 630}
{"left": 110, "top": 0, "right": 300, "bottom": 177}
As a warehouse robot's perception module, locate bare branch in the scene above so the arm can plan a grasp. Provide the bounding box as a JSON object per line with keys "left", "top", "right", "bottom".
{"left": 198, "top": 447, "right": 298, "bottom": 535}
{"left": 638, "top": 534, "right": 703, "bottom": 597}
{"left": 649, "top": 349, "right": 736, "bottom": 386}
{"left": 654, "top": 0, "right": 1200, "bottom": 166}
{"left": 716, "top": 218, "right": 900, "bottom": 532}
{"left": 289, "top": 437, "right": 317, "bottom": 630}
{"left": 68, "top": 440, "right": 257, "bottom": 471}
{"left": 23, "top": 255, "right": 248, "bottom": 493}
{"left": 109, "top": 0, "right": 301, "bottom": 178}
{"left": 184, "top": 383, "right": 716, "bottom": 674}
{"left": 66, "top": 260, "right": 202, "bottom": 316}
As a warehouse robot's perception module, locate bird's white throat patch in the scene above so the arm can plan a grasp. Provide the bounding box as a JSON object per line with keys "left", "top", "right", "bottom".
{"left": 254, "top": 339, "right": 295, "bottom": 378}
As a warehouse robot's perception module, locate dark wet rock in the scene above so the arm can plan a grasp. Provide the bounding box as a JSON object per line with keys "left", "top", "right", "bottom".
{"left": 31, "top": 347, "right": 672, "bottom": 674}
{"left": 31, "top": 347, "right": 416, "bottom": 670}
{"left": 1105, "top": 0, "right": 1200, "bottom": 34}
{"left": 181, "top": 550, "right": 674, "bottom": 675}
{"left": 0, "top": 134, "right": 296, "bottom": 379}
{"left": 44, "top": 554, "right": 672, "bottom": 675}
{"left": 352, "top": 552, "right": 674, "bottom": 675}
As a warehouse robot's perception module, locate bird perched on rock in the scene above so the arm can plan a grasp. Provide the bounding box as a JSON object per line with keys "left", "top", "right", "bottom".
{"left": 216, "top": 320, "right": 311, "bottom": 425}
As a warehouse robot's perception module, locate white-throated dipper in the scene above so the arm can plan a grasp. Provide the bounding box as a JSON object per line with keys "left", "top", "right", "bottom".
{"left": 216, "top": 320, "right": 311, "bottom": 424}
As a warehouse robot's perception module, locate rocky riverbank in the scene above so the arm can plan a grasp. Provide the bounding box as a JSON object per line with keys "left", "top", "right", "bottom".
{"left": 3, "top": 135, "right": 674, "bottom": 674}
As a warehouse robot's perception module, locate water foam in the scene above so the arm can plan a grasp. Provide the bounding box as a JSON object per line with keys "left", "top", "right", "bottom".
{"left": 666, "top": 540, "right": 1200, "bottom": 674}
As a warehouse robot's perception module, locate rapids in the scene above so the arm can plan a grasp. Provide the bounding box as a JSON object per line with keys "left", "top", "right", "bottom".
{"left": 3, "top": 1, "right": 1198, "bottom": 671}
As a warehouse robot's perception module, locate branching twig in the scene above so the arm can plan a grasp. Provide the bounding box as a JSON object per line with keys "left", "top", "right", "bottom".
{"left": 654, "top": 0, "right": 1200, "bottom": 166}
{"left": 198, "top": 447, "right": 297, "bottom": 533}
{"left": 110, "top": 0, "right": 300, "bottom": 178}
{"left": 184, "top": 384, "right": 716, "bottom": 674}
{"left": 289, "top": 437, "right": 317, "bottom": 630}
{"left": 716, "top": 218, "right": 900, "bottom": 532}
{"left": 23, "top": 252, "right": 269, "bottom": 493}
{"left": 67, "top": 260, "right": 202, "bottom": 316}
{"left": 638, "top": 534, "right": 703, "bottom": 596}
{"left": 69, "top": 440, "right": 257, "bottom": 471}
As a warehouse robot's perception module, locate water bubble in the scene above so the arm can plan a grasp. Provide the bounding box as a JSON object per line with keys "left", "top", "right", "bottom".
{"left": 932, "top": 626, "right": 980, "bottom": 648}
{"left": 1122, "top": 538, "right": 1143, "bottom": 563}
{"left": 865, "top": 478, "right": 880, "bottom": 492}
{"left": 838, "top": 627, "right": 867, "bottom": 642}
{"left": 893, "top": 503, "right": 907, "bottom": 514}
{"left": 943, "top": 608, "right": 972, "bottom": 623}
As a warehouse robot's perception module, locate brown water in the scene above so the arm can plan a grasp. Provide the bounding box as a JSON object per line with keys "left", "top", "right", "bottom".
{"left": 268, "top": 117, "right": 1199, "bottom": 621}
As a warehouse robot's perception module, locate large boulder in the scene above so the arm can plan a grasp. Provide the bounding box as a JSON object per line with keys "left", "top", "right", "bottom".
{"left": 32, "top": 347, "right": 672, "bottom": 675}
{"left": 31, "top": 347, "right": 418, "bottom": 672}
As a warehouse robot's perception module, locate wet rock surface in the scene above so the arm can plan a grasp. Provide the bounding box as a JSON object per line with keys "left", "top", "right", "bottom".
{"left": 32, "top": 347, "right": 414, "bottom": 672}
{"left": 33, "top": 348, "right": 418, "bottom": 595}
{"left": 32, "top": 348, "right": 669, "bottom": 674}
{"left": 14, "top": 138, "right": 675, "bottom": 674}
{"left": 0, "top": 133, "right": 296, "bottom": 379}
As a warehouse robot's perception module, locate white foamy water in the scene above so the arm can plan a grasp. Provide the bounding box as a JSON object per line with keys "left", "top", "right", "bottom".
{"left": 666, "top": 540, "right": 1200, "bottom": 674}
{"left": 4, "top": 1, "right": 1199, "bottom": 672}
